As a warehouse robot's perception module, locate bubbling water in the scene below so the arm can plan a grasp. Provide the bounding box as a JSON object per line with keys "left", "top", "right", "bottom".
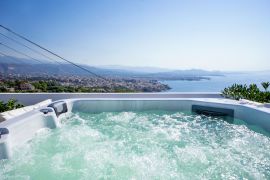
{"left": 1, "top": 111, "right": 270, "bottom": 179}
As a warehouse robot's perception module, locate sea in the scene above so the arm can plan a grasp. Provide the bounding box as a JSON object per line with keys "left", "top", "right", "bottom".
{"left": 162, "top": 72, "right": 270, "bottom": 92}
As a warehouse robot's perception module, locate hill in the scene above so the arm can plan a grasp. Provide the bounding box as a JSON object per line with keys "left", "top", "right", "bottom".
{"left": 0, "top": 55, "right": 223, "bottom": 80}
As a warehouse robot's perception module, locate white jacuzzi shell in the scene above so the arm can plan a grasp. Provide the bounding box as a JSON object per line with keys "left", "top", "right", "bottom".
{"left": 1, "top": 97, "right": 270, "bottom": 160}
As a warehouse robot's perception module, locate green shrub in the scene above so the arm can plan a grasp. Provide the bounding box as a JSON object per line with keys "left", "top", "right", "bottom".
{"left": 261, "top": 82, "right": 270, "bottom": 91}
{"left": 222, "top": 82, "right": 270, "bottom": 103}
{"left": 0, "top": 99, "right": 24, "bottom": 113}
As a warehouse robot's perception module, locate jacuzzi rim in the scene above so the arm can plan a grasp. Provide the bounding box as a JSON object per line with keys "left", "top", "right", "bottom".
{"left": 53, "top": 98, "right": 270, "bottom": 113}
{"left": 1, "top": 97, "right": 270, "bottom": 160}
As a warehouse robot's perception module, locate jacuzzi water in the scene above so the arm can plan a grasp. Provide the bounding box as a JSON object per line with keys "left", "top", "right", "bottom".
{"left": 1, "top": 110, "right": 270, "bottom": 179}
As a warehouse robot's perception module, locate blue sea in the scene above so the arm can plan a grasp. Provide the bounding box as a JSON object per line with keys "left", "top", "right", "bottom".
{"left": 162, "top": 72, "right": 270, "bottom": 92}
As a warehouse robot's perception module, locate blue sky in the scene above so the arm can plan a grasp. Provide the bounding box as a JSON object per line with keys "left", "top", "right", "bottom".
{"left": 0, "top": 0, "right": 270, "bottom": 71}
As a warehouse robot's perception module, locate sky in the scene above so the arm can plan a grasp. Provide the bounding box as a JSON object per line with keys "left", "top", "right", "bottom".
{"left": 0, "top": 0, "right": 270, "bottom": 71}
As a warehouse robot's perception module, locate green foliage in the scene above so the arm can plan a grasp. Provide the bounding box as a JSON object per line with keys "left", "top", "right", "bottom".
{"left": 222, "top": 83, "right": 270, "bottom": 103}
{"left": 261, "top": 82, "right": 270, "bottom": 91}
{"left": 32, "top": 81, "right": 48, "bottom": 91}
{"left": 0, "top": 80, "right": 137, "bottom": 93}
{"left": 0, "top": 99, "right": 24, "bottom": 113}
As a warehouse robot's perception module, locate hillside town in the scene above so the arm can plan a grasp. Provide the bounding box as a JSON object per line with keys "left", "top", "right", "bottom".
{"left": 0, "top": 73, "right": 170, "bottom": 92}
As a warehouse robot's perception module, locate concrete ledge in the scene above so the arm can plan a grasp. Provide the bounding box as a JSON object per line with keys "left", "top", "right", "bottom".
{"left": 0, "top": 93, "right": 222, "bottom": 105}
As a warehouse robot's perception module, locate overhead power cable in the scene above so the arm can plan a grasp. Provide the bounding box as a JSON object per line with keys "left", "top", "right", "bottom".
{"left": 0, "top": 32, "right": 61, "bottom": 65}
{"left": 0, "top": 51, "right": 9, "bottom": 57}
{"left": 0, "top": 50, "right": 45, "bottom": 76}
{"left": 0, "top": 25, "right": 106, "bottom": 80}
{"left": 0, "top": 42, "right": 43, "bottom": 63}
{"left": 0, "top": 50, "right": 28, "bottom": 64}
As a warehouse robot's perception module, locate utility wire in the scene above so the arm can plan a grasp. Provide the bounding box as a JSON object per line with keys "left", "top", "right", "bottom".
{"left": 0, "top": 32, "right": 62, "bottom": 65}
{"left": 0, "top": 25, "right": 107, "bottom": 80}
{"left": 0, "top": 50, "right": 45, "bottom": 77}
{"left": 0, "top": 48, "right": 65, "bottom": 74}
{"left": 0, "top": 51, "right": 9, "bottom": 57}
{"left": 0, "top": 50, "right": 28, "bottom": 64}
{"left": 0, "top": 42, "right": 43, "bottom": 63}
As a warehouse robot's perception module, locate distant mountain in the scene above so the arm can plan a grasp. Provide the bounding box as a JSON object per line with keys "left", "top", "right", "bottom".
{"left": 0, "top": 55, "right": 224, "bottom": 80}
{"left": 0, "top": 55, "right": 50, "bottom": 65}
{"left": 0, "top": 55, "right": 128, "bottom": 76}
{"left": 99, "top": 65, "right": 172, "bottom": 73}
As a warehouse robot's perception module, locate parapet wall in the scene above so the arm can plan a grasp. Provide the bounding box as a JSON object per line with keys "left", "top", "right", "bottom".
{"left": 0, "top": 93, "right": 222, "bottom": 105}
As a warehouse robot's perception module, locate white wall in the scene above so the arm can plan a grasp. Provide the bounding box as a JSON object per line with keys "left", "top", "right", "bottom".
{"left": 0, "top": 93, "right": 222, "bottom": 105}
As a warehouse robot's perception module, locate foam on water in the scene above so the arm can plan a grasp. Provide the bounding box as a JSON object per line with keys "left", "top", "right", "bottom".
{"left": 1, "top": 111, "right": 270, "bottom": 179}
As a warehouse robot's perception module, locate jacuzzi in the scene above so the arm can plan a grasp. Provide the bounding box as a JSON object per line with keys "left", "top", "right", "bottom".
{"left": 1, "top": 97, "right": 270, "bottom": 179}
